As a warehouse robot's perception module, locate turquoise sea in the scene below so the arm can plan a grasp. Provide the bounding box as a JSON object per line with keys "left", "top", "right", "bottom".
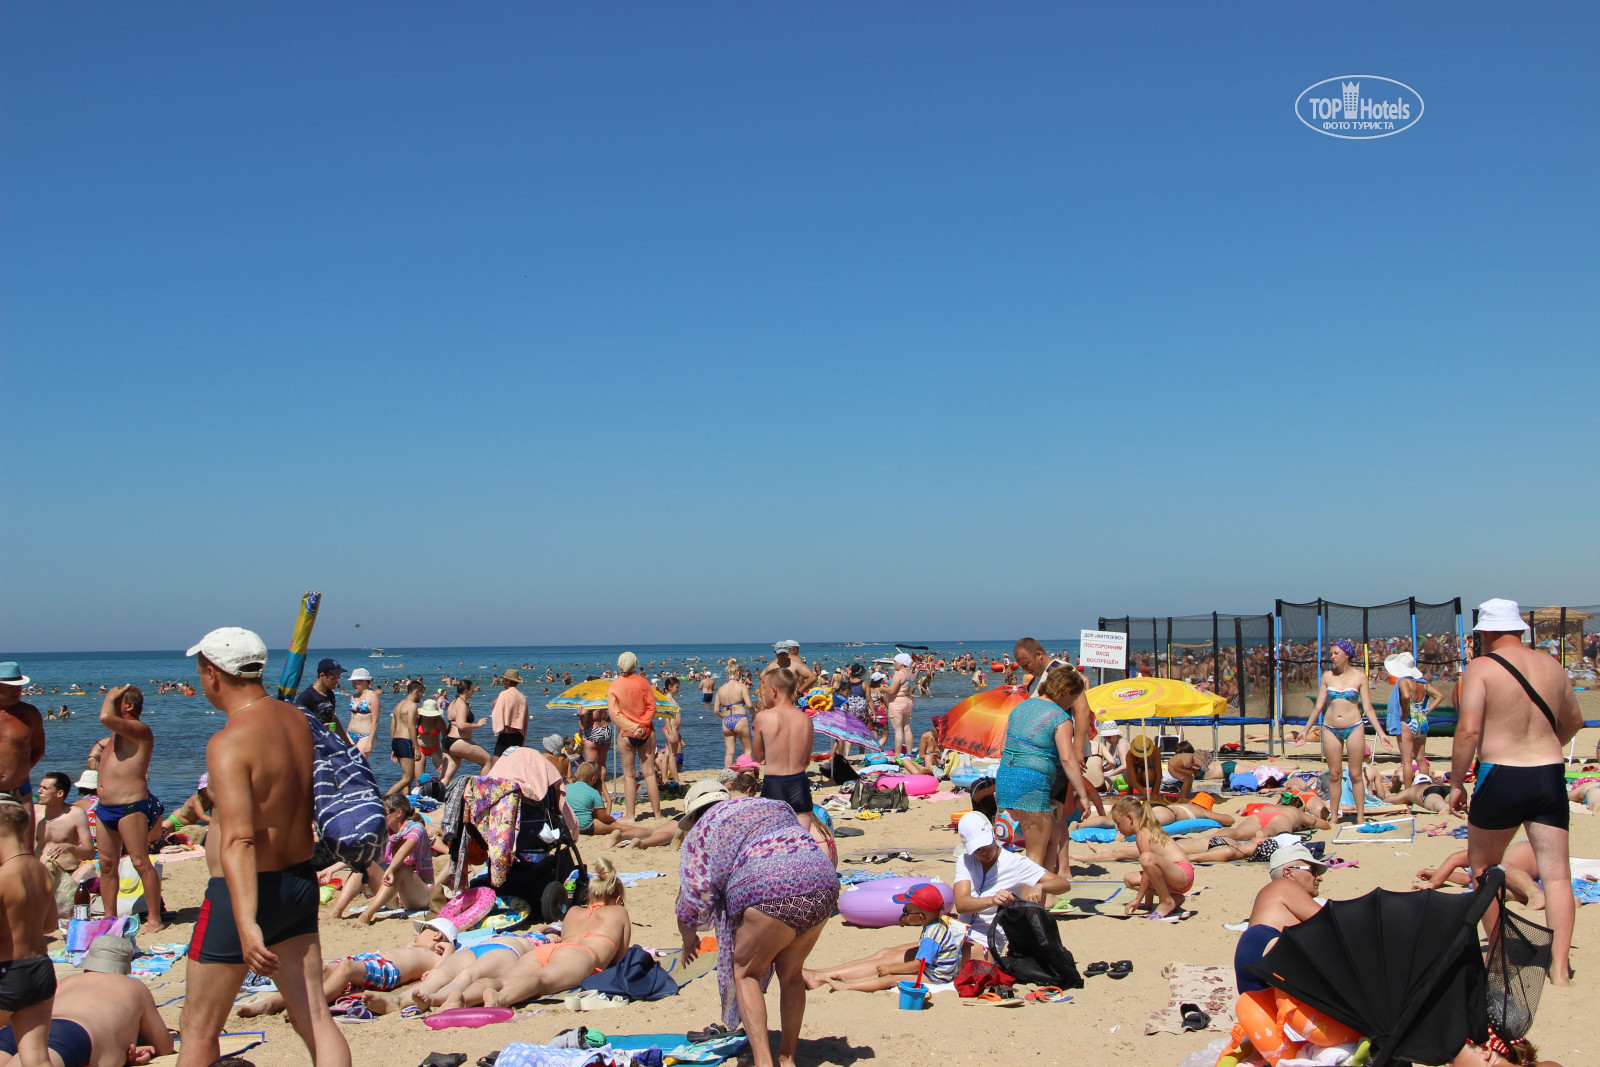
{"left": 14, "top": 640, "right": 1079, "bottom": 805}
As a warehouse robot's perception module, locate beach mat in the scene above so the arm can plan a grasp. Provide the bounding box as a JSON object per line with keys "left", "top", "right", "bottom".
{"left": 667, "top": 949, "right": 718, "bottom": 988}
{"left": 1144, "top": 963, "right": 1236, "bottom": 1035}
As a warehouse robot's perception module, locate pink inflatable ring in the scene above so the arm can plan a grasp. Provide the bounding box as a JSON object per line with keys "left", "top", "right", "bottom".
{"left": 423, "top": 1007, "right": 515, "bottom": 1030}
{"left": 838, "top": 877, "right": 954, "bottom": 928}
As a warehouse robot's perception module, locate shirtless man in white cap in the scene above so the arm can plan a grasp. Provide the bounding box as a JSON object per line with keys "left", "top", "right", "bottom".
{"left": 1451, "top": 598, "right": 1583, "bottom": 986}
{"left": 178, "top": 627, "right": 349, "bottom": 1067}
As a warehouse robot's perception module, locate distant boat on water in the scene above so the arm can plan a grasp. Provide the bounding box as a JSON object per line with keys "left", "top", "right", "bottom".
{"left": 369, "top": 648, "right": 389, "bottom": 658}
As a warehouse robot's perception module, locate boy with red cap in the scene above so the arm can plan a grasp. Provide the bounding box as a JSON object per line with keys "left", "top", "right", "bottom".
{"left": 801, "top": 883, "right": 969, "bottom": 992}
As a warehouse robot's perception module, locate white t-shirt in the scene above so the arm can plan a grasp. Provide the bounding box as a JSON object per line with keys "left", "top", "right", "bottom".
{"left": 953, "top": 849, "right": 1050, "bottom": 945}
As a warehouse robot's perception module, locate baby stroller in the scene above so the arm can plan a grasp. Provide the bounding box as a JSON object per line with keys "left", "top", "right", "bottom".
{"left": 443, "top": 773, "right": 589, "bottom": 924}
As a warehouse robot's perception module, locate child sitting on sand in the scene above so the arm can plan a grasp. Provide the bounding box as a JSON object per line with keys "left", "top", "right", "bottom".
{"left": 239, "top": 917, "right": 459, "bottom": 1017}
{"left": 1111, "top": 798, "right": 1195, "bottom": 921}
{"left": 329, "top": 796, "right": 436, "bottom": 925}
{"left": 801, "top": 883, "right": 968, "bottom": 992}
{"left": 0, "top": 800, "right": 56, "bottom": 1064}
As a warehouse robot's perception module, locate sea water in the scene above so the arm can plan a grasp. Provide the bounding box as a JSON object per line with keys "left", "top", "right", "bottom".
{"left": 15, "top": 639, "right": 1077, "bottom": 806}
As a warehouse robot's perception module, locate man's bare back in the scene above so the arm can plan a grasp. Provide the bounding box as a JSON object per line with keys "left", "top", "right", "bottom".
{"left": 206, "top": 698, "right": 316, "bottom": 878}
{"left": 50, "top": 971, "right": 174, "bottom": 1067}
{"left": 1459, "top": 642, "right": 1580, "bottom": 766}
{"left": 1247, "top": 877, "right": 1322, "bottom": 929}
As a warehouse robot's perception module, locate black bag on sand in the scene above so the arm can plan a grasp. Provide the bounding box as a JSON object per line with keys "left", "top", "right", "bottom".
{"left": 988, "top": 902, "right": 1084, "bottom": 989}
{"left": 828, "top": 753, "right": 860, "bottom": 784}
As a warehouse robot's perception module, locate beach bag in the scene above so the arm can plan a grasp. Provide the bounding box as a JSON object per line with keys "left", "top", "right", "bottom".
{"left": 297, "top": 706, "right": 386, "bottom": 869}
{"left": 987, "top": 902, "right": 1083, "bottom": 989}
{"left": 853, "top": 781, "right": 909, "bottom": 812}
{"left": 953, "top": 958, "right": 1014, "bottom": 998}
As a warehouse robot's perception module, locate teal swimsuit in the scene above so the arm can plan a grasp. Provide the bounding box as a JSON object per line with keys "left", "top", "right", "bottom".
{"left": 1323, "top": 689, "right": 1361, "bottom": 741}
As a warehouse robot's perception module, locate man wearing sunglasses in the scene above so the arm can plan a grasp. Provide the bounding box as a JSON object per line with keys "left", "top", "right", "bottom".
{"left": 1233, "top": 844, "right": 1328, "bottom": 994}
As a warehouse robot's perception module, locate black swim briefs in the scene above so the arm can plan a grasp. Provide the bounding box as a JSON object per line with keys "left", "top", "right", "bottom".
{"left": 188, "top": 860, "right": 320, "bottom": 964}
{"left": 760, "top": 771, "right": 814, "bottom": 815}
{"left": 0, "top": 955, "right": 56, "bottom": 1012}
{"left": 391, "top": 737, "right": 415, "bottom": 761}
{"left": 0, "top": 1019, "right": 90, "bottom": 1067}
{"left": 492, "top": 731, "right": 525, "bottom": 757}
{"left": 1422, "top": 784, "right": 1451, "bottom": 801}
{"left": 1469, "top": 763, "right": 1568, "bottom": 831}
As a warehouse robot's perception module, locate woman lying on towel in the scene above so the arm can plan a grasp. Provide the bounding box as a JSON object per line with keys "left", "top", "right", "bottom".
{"left": 455, "top": 859, "right": 632, "bottom": 1009}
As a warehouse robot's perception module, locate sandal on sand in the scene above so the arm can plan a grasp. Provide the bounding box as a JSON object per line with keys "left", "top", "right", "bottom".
{"left": 1107, "top": 960, "right": 1133, "bottom": 979}
{"left": 1084, "top": 961, "right": 1109, "bottom": 977}
{"left": 1149, "top": 909, "right": 1197, "bottom": 923}
{"left": 1024, "top": 987, "right": 1070, "bottom": 1002}
{"left": 1180, "top": 1002, "right": 1211, "bottom": 1032}
{"left": 419, "top": 1057, "right": 467, "bottom": 1067}
{"left": 686, "top": 1023, "right": 744, "bottom": 1043}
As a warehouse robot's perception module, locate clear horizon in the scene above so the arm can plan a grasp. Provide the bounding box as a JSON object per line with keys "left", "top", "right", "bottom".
{"left": 3, "top": 4, "right": 1595, "bottom": 653}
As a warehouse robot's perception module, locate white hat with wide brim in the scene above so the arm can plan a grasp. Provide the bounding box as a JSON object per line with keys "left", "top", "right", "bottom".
{"left": 1383, "top": 652, "right": 1424, "bottom": 681}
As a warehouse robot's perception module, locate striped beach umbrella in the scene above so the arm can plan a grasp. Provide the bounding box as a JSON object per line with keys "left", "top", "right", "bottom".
{"left": 546, "top": 679, "right": 680, "bottom": 718}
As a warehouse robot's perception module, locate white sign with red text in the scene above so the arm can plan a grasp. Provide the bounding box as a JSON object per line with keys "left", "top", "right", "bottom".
{"left": 1079, "top": 629, "right": 1128, "bottom": 671}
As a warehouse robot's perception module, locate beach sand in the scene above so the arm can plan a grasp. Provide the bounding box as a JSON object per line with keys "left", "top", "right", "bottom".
{"left": 123, "top": 727, "right": 1600, "bottom": 1067}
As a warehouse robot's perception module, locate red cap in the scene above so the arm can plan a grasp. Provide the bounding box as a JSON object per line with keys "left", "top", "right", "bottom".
{"left": 891, "top": 882, "right": 946, "bottom": 915}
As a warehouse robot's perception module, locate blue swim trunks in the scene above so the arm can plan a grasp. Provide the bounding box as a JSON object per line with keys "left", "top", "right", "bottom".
{"left": 96, "top": 795, "right": 165, "bottom": 829}
{"left": 347, "top": 952, "right": 402, "bottom": 992}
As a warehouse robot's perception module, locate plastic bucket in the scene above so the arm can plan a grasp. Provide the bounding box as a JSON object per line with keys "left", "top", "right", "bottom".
{"left": 897, "top": 980, "right": 929, "bottom": 1010}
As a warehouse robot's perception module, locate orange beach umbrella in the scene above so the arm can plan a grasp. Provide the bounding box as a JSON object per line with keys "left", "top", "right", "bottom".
{"left": 935, "top": 685, "right": 1031, "bottom": 759}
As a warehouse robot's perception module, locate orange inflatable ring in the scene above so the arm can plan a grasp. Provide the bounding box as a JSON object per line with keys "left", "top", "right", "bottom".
{"left": 1225, "top": 989, "right": 1362, "bottom": 1066}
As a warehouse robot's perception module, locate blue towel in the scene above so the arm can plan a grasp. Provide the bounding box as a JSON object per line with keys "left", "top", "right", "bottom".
{"left": 1229, "top": 772, "right": 1259, "bottom": 791}
{"left": 1572, "top": 878, "right": 1600, "bottom": 905}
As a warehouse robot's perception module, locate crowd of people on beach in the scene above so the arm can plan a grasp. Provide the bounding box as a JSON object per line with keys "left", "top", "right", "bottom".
{"left": 0, "top": 597, "right": 1591, "bottom": 1067}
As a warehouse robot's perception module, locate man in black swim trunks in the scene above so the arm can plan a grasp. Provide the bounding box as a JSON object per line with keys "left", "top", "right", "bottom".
{"left": 0, "top": 935, "right": 174, "bottom": 1067}
{"left": 179, "top": 628, "right": 349, "bottom": 1067}
{"left": 1451, "top": 599, "right": 1583, "bottom": 987}
{"left": 0, "top": 662, "right": 46, "bottom": 851}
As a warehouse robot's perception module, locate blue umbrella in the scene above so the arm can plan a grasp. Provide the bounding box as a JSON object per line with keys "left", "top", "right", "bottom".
{"left": 811, "top": 708, "right": 884, "bottom": 752}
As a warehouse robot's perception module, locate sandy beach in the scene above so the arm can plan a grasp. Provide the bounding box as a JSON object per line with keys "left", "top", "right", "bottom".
{"left": 106, "top": 724, "right": 1600, "bottom": 1067}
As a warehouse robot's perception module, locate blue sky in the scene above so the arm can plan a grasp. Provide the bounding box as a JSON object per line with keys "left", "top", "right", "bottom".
{"left": 3, "top": 4, "right": 1596, "bottom": 653}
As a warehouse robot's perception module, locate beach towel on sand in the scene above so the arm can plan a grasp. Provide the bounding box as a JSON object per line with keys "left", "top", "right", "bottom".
{"left": 1144, "top": 962, "right": 1237, "bottom": 1035}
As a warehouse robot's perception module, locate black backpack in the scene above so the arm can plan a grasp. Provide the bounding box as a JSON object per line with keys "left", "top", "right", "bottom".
{"left": 988, "top": 902, "right": 1083, "bottom": 989}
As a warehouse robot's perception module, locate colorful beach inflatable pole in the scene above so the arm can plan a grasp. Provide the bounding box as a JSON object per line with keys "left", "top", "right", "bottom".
{"left": 275, "top": 590, "right": 322, "bottom": 701}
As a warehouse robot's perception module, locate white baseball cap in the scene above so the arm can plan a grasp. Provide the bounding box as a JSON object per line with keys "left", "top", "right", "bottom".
{"left": 186, "top": 627, "right": 268, "bottom": 679}
{"left": 958, "top": 811, "right": 996, "bottom": 855}
{"left": 1473, "top": 599, "right": 1530, "bottom": 634}
{"left": 348, "top": 668, "right": 373, "bottom": 683}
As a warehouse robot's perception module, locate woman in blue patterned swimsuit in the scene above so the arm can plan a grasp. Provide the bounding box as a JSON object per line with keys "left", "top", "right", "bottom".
{"left": 995, "top": 666, "right": 1098, "bottom": 877}
{"left": 1301, "top": 640, "right": 1393, "bottom": 824}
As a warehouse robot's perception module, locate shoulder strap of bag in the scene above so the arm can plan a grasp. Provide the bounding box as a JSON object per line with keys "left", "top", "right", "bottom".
{"left": 1484, "top": 652, "right": 1559, "bottom": 734}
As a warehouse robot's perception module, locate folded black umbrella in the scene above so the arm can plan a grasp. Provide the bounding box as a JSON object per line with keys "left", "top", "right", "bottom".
{"left": 1248, "top": 869, "right": 1505, "bottom": 1067}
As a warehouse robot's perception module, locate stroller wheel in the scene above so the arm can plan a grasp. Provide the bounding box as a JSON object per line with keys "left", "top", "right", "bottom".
{"left": 540, "top": 880, "right": 570, "bottom": 922}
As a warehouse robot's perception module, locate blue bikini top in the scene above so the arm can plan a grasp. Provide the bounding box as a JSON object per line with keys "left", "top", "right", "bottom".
{"left": 1327, "top": 688, "right": 1359, "bottom": 703}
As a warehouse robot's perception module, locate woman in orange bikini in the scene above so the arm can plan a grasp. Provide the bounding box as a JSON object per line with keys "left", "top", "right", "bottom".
{"left": 459, "top": 859, "right": 632, "bottom": 1008}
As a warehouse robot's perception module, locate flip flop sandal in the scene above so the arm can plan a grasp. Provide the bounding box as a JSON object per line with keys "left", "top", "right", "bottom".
{"left": 1107, "top": 960, "right": 1133, "bottom": 979}
{"left": 1150, "top": 909, "right": 1197, "bottom": 922}
{"left": 1023, "top": 987, "right": 1065, "bottom": 1001}
{"left": 1084, "top": 961, "right": 1109, "bottom": 977}
{"left": 1180, "top": 1002, "right": 1211, "bottom": 1031}
{"left": 686, "top": 1023, "right": 744, "bottom": 1043}
{"left": 477, "top": 1055, "right": 499, "bottom": 1067}
{"left": 336, "top": 1002, "right": 376, "bottom": 1022}
{"left": 400, "top": 1006, "right": 425, "bottom": 1019}
{"left": 419, "top": 1056, "right": 468, "bottom": 1067}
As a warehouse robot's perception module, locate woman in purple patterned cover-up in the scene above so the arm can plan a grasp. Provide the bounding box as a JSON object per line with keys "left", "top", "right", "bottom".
{"left": 675, "top": 792, "right": 837, "bottom": 1067}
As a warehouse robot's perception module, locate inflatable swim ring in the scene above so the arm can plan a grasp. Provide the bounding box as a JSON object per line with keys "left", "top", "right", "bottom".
{"left": 838, "top": 877, "right": 954, "bottom": 928}
{"left": 874, "top": 774, "right": 938, "bottom": 797}
{"left": 438, "top": 886, "right": 496, "bottom": 931}
{"left": 993, "top": 810, "right": 1019, "bottom": 846}
{"left": 423, "top": 1007, "right": 515, "bottom": 1030}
